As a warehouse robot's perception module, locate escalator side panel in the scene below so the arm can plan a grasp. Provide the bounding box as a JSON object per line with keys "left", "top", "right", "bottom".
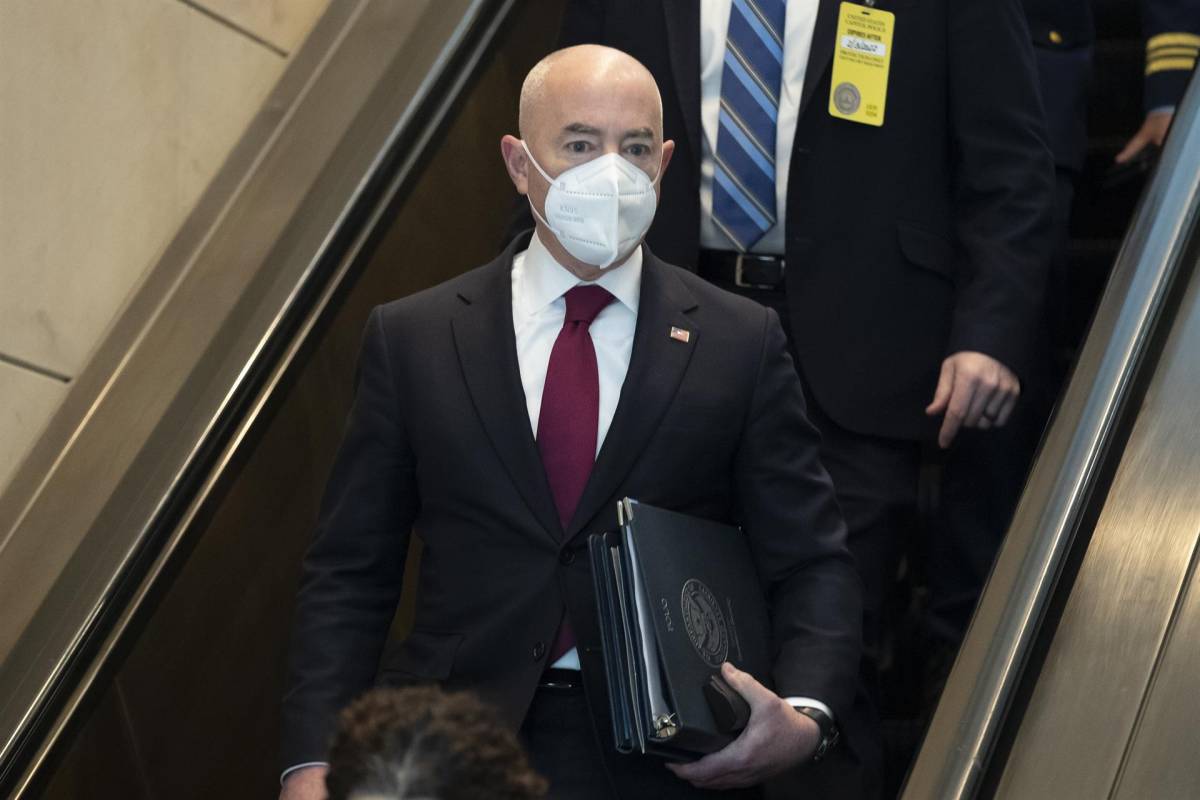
{"left": 996, "top": 253, "right": 1200, "bottom": 798}
{"left": 1112, "top": 537, "right": 1200, "bottom": 798}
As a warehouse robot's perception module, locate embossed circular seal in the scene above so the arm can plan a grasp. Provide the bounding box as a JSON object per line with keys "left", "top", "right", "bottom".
{"left": 833, "top": 82, "right": 861, "bottom": 114}
{"left": 681, "top": 579, "right": 729, "bottom": 667}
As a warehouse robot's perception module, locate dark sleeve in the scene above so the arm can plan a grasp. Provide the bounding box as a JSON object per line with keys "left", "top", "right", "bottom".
{"left": 279, "top": 307, "right": 418, "bottom": 769}
{"left": 946, "top": 0, "right": 1056, "bottom": 383}
{"left": 1143, "top": 0, "right": 1200, "bottom": 111}
{"left": 733, "top": 307, "right": 862, "bottom": 717}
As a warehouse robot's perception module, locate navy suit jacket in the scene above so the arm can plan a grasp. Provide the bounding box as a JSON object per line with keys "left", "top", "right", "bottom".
{"left": 280, "top": 237, "right": 862, "bottom": 777}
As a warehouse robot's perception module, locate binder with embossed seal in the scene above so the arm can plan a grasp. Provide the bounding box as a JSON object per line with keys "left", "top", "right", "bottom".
{"left": 588, "top": 498, "right": 772, "bottom": 757}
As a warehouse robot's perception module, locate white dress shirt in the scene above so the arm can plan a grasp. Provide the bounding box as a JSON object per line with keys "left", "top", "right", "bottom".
{"left": 699, "top": 0, "right": 820, "bottom": 254}
{"left": 514, "top": 231, "right": 641, "bottom": 670}
{"left": 512, "top": 232, "right": 642, "bottom": 459}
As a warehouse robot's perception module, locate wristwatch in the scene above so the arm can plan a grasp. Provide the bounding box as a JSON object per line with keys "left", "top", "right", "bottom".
{"left": 795, "top": 705, "right": 841, "bottom": 763}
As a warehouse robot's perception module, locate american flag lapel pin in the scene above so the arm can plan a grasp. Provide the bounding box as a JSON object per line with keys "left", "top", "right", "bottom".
{"left": 669, "top": 326, "right": 691, "bottom": 343}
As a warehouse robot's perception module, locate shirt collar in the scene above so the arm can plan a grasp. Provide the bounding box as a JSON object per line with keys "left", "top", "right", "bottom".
{"left": 518, "top": 231, "right": 642, "bottom": 316}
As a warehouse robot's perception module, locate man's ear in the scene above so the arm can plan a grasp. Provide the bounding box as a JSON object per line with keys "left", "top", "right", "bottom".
{"left": 654, "top": 139, "right": 676, "bottom": 199}
{"left": 660, "top": 139, "right": 676, "bottom": 177}
{"left": 500, "top": 135, "right": 529, "bottom": 195}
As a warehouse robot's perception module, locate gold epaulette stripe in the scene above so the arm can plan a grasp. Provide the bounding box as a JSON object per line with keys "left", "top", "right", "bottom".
{"left": 1146, "top": 56, "right": 1198, "bottom": 76}
{"left": 1149, "top": 43, "right": 1200, "bottom": 57}
{"left": 1148, "top": 47, "right": 1200, "bottom": 65}
{"left": 1147, "top": 32, "right": 1200, "bottom": 51}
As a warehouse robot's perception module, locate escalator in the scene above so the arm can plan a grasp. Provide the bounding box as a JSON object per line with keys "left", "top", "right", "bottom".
{"left": 1, "top": 0, "right": 1199, "bottom": 797}
{"left": 0, "top": 2, "right": 563, "bottom": 796}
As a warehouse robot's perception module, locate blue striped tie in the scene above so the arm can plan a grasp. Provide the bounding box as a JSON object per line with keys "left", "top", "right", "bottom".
{"left": 712, "top": 0, "right": 786, "bottom": 251}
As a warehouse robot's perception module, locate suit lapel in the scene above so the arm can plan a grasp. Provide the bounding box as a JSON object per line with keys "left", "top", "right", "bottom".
{"left": 566, "top": 251, "right": 700, "bottom": 538}
{"left": 798, "top": 0, "right": 841, "bottom": 121}
{"left": 662, "top": 0, "right": 703, "bottom": 171}
{"left": 451, "top": 244, "right": 564, "bottom": 543}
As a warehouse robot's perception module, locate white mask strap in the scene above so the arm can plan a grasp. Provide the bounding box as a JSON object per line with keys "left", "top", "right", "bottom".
{"left": 527, "top": 196, "right": 555, "bottom": 232}
{"left": 520, "top": 141, "right": 560, "bottom": 235}
{"left": 521, "top": 141, "right": 557, "bottom": 185}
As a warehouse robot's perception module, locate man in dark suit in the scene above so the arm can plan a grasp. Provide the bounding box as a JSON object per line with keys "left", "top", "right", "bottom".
{"left": 279, "top": 45, "right": 861, "bottom": 800}
{"left": 906, "top": 0, "right": 1097, "bottom": 706}
{"left": 925, "top": 0, "right": 1200, "bottom": 679}
{"left": 550, "top": 2, "right": 1054, "bottom": 792}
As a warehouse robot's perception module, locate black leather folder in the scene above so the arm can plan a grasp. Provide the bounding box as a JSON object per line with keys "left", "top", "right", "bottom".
{"left": 588, "top": 498, "right": 771, "bottom": 757}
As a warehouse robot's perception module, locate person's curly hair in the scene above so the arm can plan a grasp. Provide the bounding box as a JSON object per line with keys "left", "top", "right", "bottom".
{"left": 324, "top": 686, "right": 547, "bottom": 800}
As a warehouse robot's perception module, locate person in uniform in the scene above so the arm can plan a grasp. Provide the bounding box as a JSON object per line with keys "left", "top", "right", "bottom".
{"left": 1119, "top": 0, "right": 1200, "bottom": 163}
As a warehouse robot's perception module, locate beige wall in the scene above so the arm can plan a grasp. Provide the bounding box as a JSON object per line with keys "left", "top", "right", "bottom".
{"left": 0, "top": 0, "right": 330, "bottom": 489}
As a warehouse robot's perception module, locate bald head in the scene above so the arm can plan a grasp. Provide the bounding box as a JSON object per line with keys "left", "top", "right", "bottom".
{"left": 518, "top": 45, "right": 662, "bottom": 141}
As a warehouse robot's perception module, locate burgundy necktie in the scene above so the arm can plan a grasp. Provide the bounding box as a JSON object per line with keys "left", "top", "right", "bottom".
{"left": 538, "top": 284, "right": 615, "bottom": 661}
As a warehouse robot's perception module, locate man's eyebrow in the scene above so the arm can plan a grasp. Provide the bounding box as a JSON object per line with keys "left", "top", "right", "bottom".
{"left": 622, "top": 127, "right": 654, "bottom": 140}
{"left": 561, "top": 122, "right": 602, "bottom": 135}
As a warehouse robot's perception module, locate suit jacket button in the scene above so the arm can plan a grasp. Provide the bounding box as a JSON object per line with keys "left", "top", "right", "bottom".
{"left": 532, "top": 641, "right": 546, "bottom": 660}
{"left": 559, "top": 548, "right": 576, "bottom": 565}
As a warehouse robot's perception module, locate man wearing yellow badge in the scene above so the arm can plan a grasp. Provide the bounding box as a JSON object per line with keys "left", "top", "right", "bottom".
{"left": 546, "top": 1, "right": 1056, "bottom": 797}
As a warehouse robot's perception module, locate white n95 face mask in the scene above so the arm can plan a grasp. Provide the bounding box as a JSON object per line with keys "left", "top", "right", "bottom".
{"left": 523, "top": 141, "right": 660, "bottom": 269}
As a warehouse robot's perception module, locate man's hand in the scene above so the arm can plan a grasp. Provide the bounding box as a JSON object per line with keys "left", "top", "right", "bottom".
{"left": 925, "top": 351, "right": 1020, "bottom": 449}
{"left": 1115, "top": 109, "right": 1173, "bottom": 164}
{"left": 279, "top": 765, "right": 328, "bottom": 800}
{"left": 666, "top": 662, "right": 820, "bottom": 790}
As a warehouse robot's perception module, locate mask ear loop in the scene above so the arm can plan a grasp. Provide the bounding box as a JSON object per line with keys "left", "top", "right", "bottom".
{"left": 521, "top": 140, "right": 558, "bottom": 185}
{"left": 521, "top": 141, "right": 563, "bottom": 235}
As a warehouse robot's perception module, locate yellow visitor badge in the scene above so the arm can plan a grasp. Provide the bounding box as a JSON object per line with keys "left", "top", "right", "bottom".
{"left": 828, "top": 1, "right": 895, "bottom": 127}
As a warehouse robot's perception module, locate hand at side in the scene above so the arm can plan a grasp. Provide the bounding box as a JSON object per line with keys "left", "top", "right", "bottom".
{"left": 925, "top": 350, "right": 1021, "bottom": 448}
{"left": 1115, "top": 109, "right": 1173, "bottom": 164}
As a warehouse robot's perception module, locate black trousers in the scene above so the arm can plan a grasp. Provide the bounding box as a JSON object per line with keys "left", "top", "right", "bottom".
{"left": 804, "top": 354, "right": 1042, "bottom": 666}
{"left": 924, "top": 416, "right": 1044, "bottom": 648}
{"left": 519, "top": 687, "right": 760, "bottom": 800}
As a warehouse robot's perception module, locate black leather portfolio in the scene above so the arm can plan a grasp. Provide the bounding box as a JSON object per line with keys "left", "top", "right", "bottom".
{"left": 588, "top": 498, "right": 772, "bottom": 758}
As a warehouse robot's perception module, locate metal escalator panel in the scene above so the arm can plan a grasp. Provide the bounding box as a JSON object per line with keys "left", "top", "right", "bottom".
{"left": 904, "top": 64, "right": 1200, "bottom": 800}
{"left": 1110, "top": 525, "right": 1200, "bottom": 797}
{"left": 995, "top": 206, "right": 1200, "bottom": 798}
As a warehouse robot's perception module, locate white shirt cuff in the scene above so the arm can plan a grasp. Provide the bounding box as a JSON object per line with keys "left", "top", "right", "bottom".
{"left": 280, "top": 762, "right": 329, "bottom": 786}
{"left": 783, "top": 696, "right": 835, "bottom": 723}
